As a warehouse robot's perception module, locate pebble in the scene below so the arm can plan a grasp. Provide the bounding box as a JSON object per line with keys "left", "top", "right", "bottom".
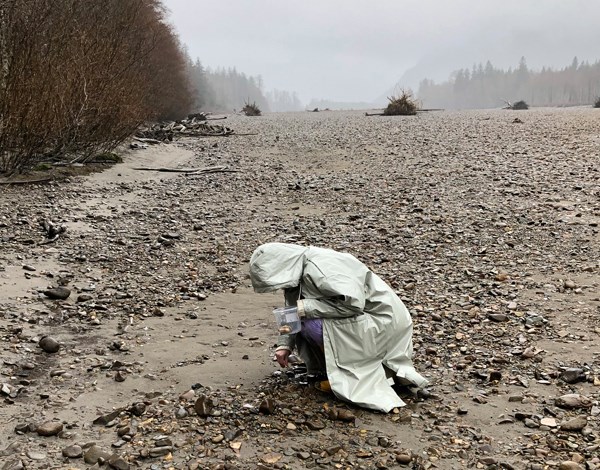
{"left": 194, "top": 395, "right": 212, "bottom": 417}
{"left": 259, "top": 398, "right": 275, "bottom": 414}
{"left": 488, "top": 313, "right": 509, "bottom": 322}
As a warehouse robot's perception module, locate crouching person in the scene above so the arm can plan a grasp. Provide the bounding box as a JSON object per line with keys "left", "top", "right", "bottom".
{"left": 249, "top": 242, "right": 428, "bottom": 412}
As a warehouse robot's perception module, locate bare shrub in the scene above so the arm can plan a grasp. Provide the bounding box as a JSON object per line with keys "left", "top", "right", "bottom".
{"left": 383, "top": 91, "right": 419, "bottom": 116}
{"left": 242, "top": 101, "right": 262, "bottom": 116}
{"left": 0, "top": 0, "right": 192, "bottom": 174}
{"left": 510, "top": 100, "right": 529, "bottom": 110}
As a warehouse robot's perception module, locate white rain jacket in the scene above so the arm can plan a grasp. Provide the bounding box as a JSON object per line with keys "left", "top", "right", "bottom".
{"left": 249, "top": 242, "right": 428, "bottom": 412}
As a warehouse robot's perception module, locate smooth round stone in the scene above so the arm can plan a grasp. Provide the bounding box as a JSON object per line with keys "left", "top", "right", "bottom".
{"left": 39, "top": 336, "right": 60, "bottom": 353}
{"left": 62, "top": 444, "right": 83, "bottom": 458}
{"left": 36, "top": 421, "right": 63, "bottom": 436}
{"left": 26, "top": 451, "right": 46, "bottom": 460}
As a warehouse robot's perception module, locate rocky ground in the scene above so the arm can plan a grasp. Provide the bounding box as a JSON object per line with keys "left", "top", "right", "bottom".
{"left": 0, "top": 108, "right": 599, "bottom": 470}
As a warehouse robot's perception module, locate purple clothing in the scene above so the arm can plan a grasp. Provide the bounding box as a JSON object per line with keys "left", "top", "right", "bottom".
{"left": 300, "top": 318, "right": 324, "bottom": 351}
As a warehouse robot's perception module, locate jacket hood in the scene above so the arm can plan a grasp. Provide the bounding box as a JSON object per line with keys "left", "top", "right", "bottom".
{"left": 249, "top": 243, "right": 308, "bottom": 293}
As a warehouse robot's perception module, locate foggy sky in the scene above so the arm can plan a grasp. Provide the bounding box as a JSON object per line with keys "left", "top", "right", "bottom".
{"left": 166, "top": 0, "right": 600, "bottom": 104}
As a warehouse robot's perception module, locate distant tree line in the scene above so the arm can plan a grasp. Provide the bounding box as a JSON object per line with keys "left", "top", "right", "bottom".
{"left": 265, "top": 89, "right": 303, "bottom": 113}
{"left": 418, "top": 57, "right": 600, "bottom": 109}
{"left": 187, "top": 61, "right": 302, "bottom": 113}
{"left": 0, "top": 0, "right": 192, "bottom": 174}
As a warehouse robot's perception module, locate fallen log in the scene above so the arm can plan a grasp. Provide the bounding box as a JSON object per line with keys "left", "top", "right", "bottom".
{"left": 132, "top": 165, "right": 238, "bottom": 174}
{"left": 134, "top": 137, "right": 162, "bottom": 145}
{"left": 193, "top": 132, "right": 258, "bottom": 137}
{"left": 0, "top": 177, "right": 52, "bottom": 185}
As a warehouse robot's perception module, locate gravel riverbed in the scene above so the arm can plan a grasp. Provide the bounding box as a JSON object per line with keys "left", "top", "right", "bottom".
{"left": 1, "top": 108, "right": 599, "bottom": 469}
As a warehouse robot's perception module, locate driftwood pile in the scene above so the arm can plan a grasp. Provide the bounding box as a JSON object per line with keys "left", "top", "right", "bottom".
{"left": 135, "top": 115, "right": 234, "bottom": 143}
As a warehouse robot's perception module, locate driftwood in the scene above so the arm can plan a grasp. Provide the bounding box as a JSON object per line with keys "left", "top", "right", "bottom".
{"left": 132, "top": 165, "right": 238, "bottom": 174}
{"left": 134, "top": 137, "right": 161, "bottom": 145}
{"left": 366, "top": 108, "right": 443, "bottom": 117}
{"left": 0, "top": 177, "right": 52, "bottom": 185}
{"left": 40, "top": 219, "right": 66, "bottom": 244}
{"left": 196, "top": 132, "right": 258, "bottom": 137}
{"left": 136, "top": 120, "right": 236, "bottom": 142}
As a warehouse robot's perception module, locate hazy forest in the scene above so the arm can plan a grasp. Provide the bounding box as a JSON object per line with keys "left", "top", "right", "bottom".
{"left": 187, "top": 61, "right": 302, "bottom": 113}
{"left": 418, "top": 57, "right": 600, "bottom": 109}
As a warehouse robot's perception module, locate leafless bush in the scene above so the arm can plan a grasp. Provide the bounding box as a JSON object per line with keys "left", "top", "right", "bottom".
{"left": 510, "top": 100, "right": 529, "bottom": 110}
{"left": 0, "top": 0, "right": 192, "bottom": 174}
{"left": 383, "top": 91, "right": 419, "bottom": 116}
{"left": 242, "top": 101, "right": 262, "bottom": 116}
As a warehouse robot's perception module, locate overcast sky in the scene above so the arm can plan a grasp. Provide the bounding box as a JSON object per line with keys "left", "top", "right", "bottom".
{"left": 166, "top": 0, "right": 600, "bottom": 104}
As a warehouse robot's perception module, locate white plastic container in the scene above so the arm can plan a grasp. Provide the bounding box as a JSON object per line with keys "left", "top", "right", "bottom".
{"left": 273, "top": 306, "right": 301, "bottom": 335}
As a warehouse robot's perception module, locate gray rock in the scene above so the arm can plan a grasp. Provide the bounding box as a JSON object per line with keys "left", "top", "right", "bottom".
{"left": 108, "top": 454, "right": 130, "bottom": 470}
{"left": 0, "top": 441, "right": 21, "bottom": 457}
{"left": 148, "top": 446, "right": 172, "bottom": 458}
{"left": 93, "top": 408, "right": 124, "bottom": 426}
{"left": 488, "top": 313, "right": 508, "bottom": 322}
{"left": 39, "top": 336, "right": 60, "bottom": 353}
{"left": 1, "top": 458, "right": 24, "bottom": 470}
{"left": 154, "top": 437, "right": 172, "bottom": 447}
{"left": 84, "top": 444, "right": 112, "bottom": 464}
{"left": 558, "top": 462, "right": 583, "bottom": 470}
{"left": 25, "top": 450, "right": 46, "bottom": 460}
{"left": 560, "top": 416, "right": 587, "bottom": 432}
{"left": 43, "top": 287, "right": 71, "bottom": 300}
{"left": 259, "top": 398, "right": 275, "bottom": 414}
{"left": 556, "top": 394, "right": 592, "bottom": 409}
{"left": 560, "top": 368, "right": 585, "bottom": 384}
{"left": 36, "top": 421, "right": 63, "bottom": 436}
{"left": 62, "top": 444, "right": 83, "bottom": 458}
{"left": 194, "top": 395, "right": 212, "bottom": 417}
{"left": 77, "top": 294, "right": 93, "bottom": 302}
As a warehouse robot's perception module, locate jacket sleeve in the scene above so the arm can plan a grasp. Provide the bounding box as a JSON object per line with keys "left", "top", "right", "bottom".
{"left": 276, "top": 332, "right": 296, "bottom": 350}
{"left": 299, "top": 264, "right": 366, "bottom": 319}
